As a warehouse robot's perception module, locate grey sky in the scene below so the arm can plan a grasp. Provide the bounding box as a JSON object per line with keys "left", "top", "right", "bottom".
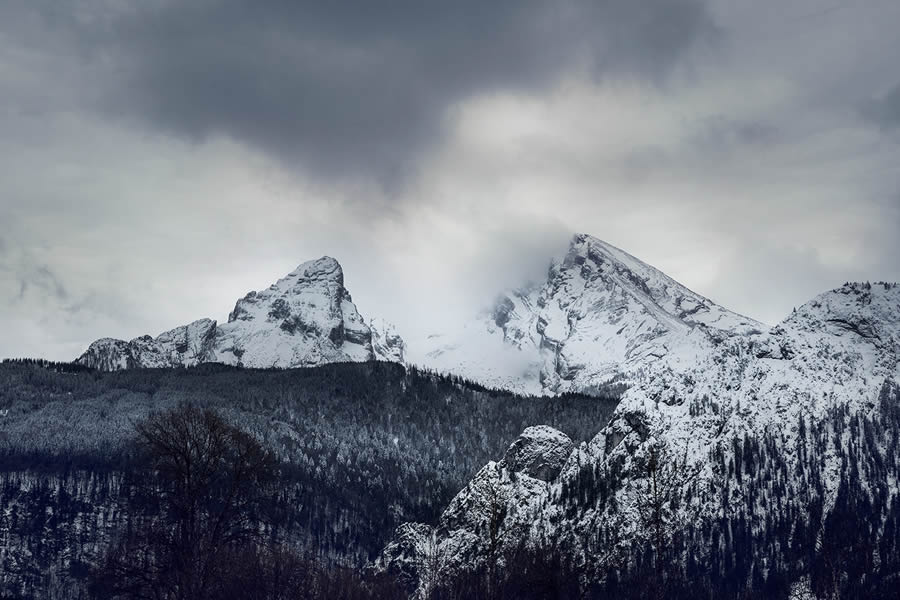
{"left": 1, "top": 0, "right": 899, "bottom": 360}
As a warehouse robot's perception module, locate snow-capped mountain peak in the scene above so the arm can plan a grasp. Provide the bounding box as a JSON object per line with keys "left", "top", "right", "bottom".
{"left": 77, "top": 257, "right": 404, "bottom": 370}
{"left": 559, "top": 234, "right": 763, "bottom": 335}
{"left": 227, "top": 256, "right": 347, "bottom": 324}
{"left": 412, "top": 234, "right": 764, "bottom": 395}
{"left": 217, "top": 255, "right": 376, "bottom": 366}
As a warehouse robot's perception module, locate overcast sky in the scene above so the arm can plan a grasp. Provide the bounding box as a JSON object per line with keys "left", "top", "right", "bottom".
{"left": 2, "top": 0, "right": 899, "bottom": 361}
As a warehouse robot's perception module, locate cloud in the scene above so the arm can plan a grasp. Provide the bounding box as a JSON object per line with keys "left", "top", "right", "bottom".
{"left": 0, "top": 242, "right": 67, "bottom": 305}
{"left": 710, "top": 244, "right": 856, "bottom": 325}
{"left": 2, "top": 0, "right": 900, "bottom": 362}
{"left": 861, "top": 83, "right": 900, "bottom": 131}
{"left": 1, "top": 0, "right": 715, "bottom": 187}
{"left": 20, "top": 266, "right": 68, "bottom": 301}
{"left": 408, "top": 72, "right": 900, "bottom": 321}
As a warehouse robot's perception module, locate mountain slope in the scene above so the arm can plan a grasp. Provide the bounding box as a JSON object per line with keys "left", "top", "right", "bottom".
{"left": 411, "top": 234, "right": 764, "bottom": 395}
{"left": 381, "top": 281, "right": 900, "bottom": 596}
{"left": 0, "top": 360, "right": 618, "bottom": 599}
{"left": 77, "top": 257, "right": 405, "bottom": 370}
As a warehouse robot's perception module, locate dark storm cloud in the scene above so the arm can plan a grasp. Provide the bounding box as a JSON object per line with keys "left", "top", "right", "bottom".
{"left": 4, "top": 0, "right": 900, "bottom": 362}
{"left": 689, "top": 116, "right": 776, "bottom": 152}
{"left": 5, "top": 0, "right": 715, "bottom": 184}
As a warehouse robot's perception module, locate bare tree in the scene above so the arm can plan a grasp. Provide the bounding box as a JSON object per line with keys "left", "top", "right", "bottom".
{"left": 93, "top": 404, "right": 276, "bottom": 600}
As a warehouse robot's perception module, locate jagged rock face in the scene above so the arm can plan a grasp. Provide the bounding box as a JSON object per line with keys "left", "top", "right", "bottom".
{"left": 76, "top": 257, "right": 405, "bottom": 370}
{"left": 412, "top": 234, "right": 763, "bottom": 395}
{"left": 523, "top": 282, "right": 900, "bottom": 562}
{"left": 625, "top": 282, "right": 900, "bottom": 445}
{"left": 382, "top": 282, "right": 900, "bottom": 593}
{"left": 372, "top": 523, "right": 434, "bottom": 591}
{"left": 438, "top": 425, "right": 575, "bottom": 534}
{"left": 77, "top": 338, "right": 135, "bottom": 371}
{"left": 560, "top": 282, "right": 899, "bottom": 561}
{"left": 501, "top": 425, "right": 573, "bottom": 481}
{"left": 376, "top": 426, "right": 574, "bottom": 594}
{"left": 370, "top": 318, "right": 406, "bottom": 362}
{"left": 784, "top": 282, "right": 900, "bottom": 349}
{"left": 78, "top": 319, "right": 218, "bottom": 370}
{"left": 215, "top": 257, "right": 376, "bottom": 367}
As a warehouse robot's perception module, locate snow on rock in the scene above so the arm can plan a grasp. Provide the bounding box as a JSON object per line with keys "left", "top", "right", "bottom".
{"left": 376, "top": 426, "right": 575, "bottom": 594}
{"left": 76, "top": 257, "right": 404, "bottom": 370}
{"left": 411, "top": 233, "right": 764, "bottom": 395}
{"left": 373, "top": 522, "right": 436, "bottom": 592}
{"left": 78, "top": 319, "right": 218, "bottom": 370}
{"left": 501, "top": 425, "right": 574, "bottom": 481}
{"left": 384, "top": 274, "right": 900, "bottom": 592}
{"left": 370, "top": 318, "right": 406, "bottom": 362}
{"left": 437, "top": 426, "right": 574, "bottom": 540}
{"left": 532, "top": 281, "right": 900, "bottom": 564}
{"left": 438, "top": 461, "right": 547, "bottom": 543}
{"left": 213, "top": 256, "right": 376, "bottom": 367}
{"left": 77, "top": 338, "right": 134, "bottom": 371}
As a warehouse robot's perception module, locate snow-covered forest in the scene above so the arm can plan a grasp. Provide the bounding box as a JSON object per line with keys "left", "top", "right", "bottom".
{"left": 0, "top": 360, "right": 616, "bottom": 598}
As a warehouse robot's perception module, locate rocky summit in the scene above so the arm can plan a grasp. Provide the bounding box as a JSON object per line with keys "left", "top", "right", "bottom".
{"left": 76, "top": 257, "right": 404, "bottom": 370}
{"left": 412, "top": 233, "right": 764, "bottom": 395}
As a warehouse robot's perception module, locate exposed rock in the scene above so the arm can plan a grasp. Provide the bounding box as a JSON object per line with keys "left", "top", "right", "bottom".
{"left": 500, "top": 425, "right": 573, "bottom": 481}
{"left": 77, "top": 319, "right": 218, "bottom": 371}
{"left": 370, "top": 318, "right": 406, "bottom": 362}
{"left": 77, "top": 338, "right": 135, "bottom": 371}
{"left": 376, "top": 425, "right": 576, "bottom": 594}
{"left": 372, "top": 522, "right": 434, "bottom": 592}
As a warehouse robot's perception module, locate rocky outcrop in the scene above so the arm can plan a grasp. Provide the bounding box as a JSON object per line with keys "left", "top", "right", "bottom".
{"left": 500, "top": 425, "right": 573, "bottom": 481}
{"left": 370, "top": 318, "right": 406, "bottom": 362}
{"left": 77, "top": 338, "right": 135, "bottom": 371}
{"left": 213, "top": 256, "right": 377, "bottom": 368}
{"left": 76, "top": 257, "right": 405, "bottom": 370}
{"left": 375, "top": 426, "right": 575, "bottom": 595}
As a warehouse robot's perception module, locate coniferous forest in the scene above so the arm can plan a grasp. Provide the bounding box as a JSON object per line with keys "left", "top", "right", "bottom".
{"left": 2, "top": 360, "right": 900, "bottom": 598}
{"left": 0, "top": 360, "right": 617, "bottom": 599}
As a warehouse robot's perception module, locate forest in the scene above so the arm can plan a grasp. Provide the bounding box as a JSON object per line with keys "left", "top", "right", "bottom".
{"left": 0, "top": 360, "right": 618, "bottom": 599}
{"left": 3, "top": 360, "right": 900, "bottom": 599}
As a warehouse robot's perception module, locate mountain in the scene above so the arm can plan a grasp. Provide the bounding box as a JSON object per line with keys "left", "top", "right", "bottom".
{"left": 76, "top": 257, "right": 405, "bottom": 370}
{"left": 77, "top": 235, "right": 760, "bottom": 389}
{"left": 380, "top": 280, "right": 900, "bottom": 597}
{"left": 410, "top": 234, "right": 764, "bottom": 395}
{"left": 21, "top": 233, "right": 900, "bottom": 597}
